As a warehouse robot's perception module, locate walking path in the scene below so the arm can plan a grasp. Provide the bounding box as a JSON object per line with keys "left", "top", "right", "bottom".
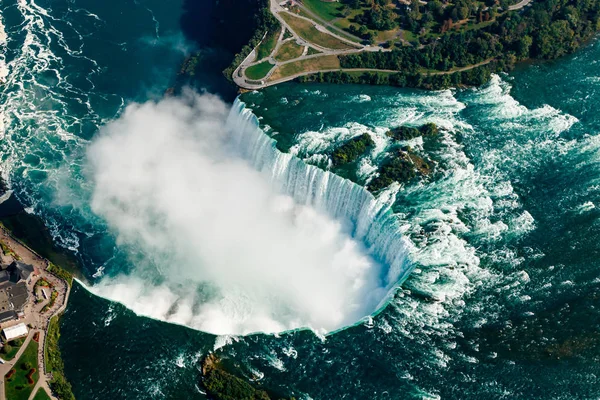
{"left": 233, "top": 0, "right": 502, "bottom": 90}
{"left": 294, "top": 1, "right": 364, "bottom": 44}
{"left": 0, "top": 226, "right": 70, "bottom": 400}
{"left": 509, "top": 0, "right": 533, "bottom": 10}
{"left": 0, "top": 331, "right": 33, "bottom": 400}
{"left": 233, "top": 0, "right": 387, "bottom": 89}
{"left": 236, "top": 57, "right": 494, "bottom": 90}
{"left": 232, "top": 0, "right": 532, "bottom": 91}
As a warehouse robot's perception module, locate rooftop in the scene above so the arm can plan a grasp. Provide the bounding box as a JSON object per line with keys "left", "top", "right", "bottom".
{"left": 2, "top": 322, "right": 28, "bottom": 341}
{"left": 3, "top": 261, "right": 35, "bottom": 283}
{"left": 0, "top": 281, "right": 28, "bottom": 314}
{"left": 0, "top": 261, "right": 35, "bottom": 319}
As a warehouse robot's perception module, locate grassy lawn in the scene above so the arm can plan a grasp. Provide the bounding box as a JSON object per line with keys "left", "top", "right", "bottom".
{"left": 33, "top": 388, "right": 52, "bottom": 400}
{"left": 245, "top": 61, "right": 274, "bottom": 80}
{"left": 0, "top": 338, "right": 25, "bottom": 361}
{"left": 401, "top": 29, "right": 419, "bottom": 45}
{"left": 280, "top": 12, "right": 357, "bottom": 50}
{"left": 326, "top": 26, "right": 362, "bottom": 43}
{"left": 47, "top": 262, "right": 73, "bottom": 287}
{"left": 461, "top": 19, "right": 496, "bottom": 32}
{"left": 255, "top": 28, "right": 281, "bottom": 60}
{"left": 45, "top": 315, "right": 75, "bottom": 400}
{"left": 301, "top": 0, "right": 342, "bottom": 21}
{"left": 270, "top": 55, "right": 340, "bottom": 80}
{"left": 332, "top": 9, "right": 363, "bottom": 30}
{"left": 288, "top": 5, "right": 313, "bottom": 19}
{"left": 5, "top": 338, "right": 39, "bottom": 400}
{"left": 274, "top": 40, "right": 305, "bottom": 62}
{"left": 373, "top": 28, "right": 400, "bottom": 43}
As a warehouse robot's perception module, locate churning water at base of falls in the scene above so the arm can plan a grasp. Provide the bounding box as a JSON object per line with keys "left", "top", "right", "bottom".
{"left": 83, "top": 92, "right": 411, "bottom": 335}
{"left": 3, "top": 0, "right": 600, "bottom": 398}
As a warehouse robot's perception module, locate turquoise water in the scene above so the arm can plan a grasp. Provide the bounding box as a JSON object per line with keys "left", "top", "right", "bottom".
{"left": 2, "top": 0, "right": 600, "bottom": 398}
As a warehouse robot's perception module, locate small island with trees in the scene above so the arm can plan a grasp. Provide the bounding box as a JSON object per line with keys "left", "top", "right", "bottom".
{"left": 218, "top": 0, "right": 600, "bottom": 90}
{"left": 324, "top": 123, "right": 438, "bottom": 192}
{"left": 200, "top": 353, "right": 297, "bottom": 400}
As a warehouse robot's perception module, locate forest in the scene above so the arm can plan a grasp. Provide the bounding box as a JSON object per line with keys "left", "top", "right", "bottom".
{"left": 338, "top": 0, "right": 600, "bottom": 87}
{"left": 223, "top": 0, "right": 600, "bottom": 89}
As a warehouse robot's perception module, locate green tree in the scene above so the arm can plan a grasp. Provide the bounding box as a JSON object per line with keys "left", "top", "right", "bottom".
{"left": 1, "top": 344, "right": 12, "bottom": 354}
{"left": 517, "top": 35, "right": 533, "bottom": 58}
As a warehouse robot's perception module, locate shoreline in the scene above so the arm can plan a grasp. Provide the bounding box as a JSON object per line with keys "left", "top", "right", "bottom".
{"left": 0, "top": 217, "right": 74, "bottom": 400}
{"left": 221, "top": 0, "right": 600, "bottom": 92}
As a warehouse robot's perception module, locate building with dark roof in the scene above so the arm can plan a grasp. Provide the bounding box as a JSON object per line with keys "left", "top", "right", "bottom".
{"left": 5, "top": 261, "right": 35, "bottom": 284}
{"left": 0, "top": 261, "right": 36, "bottom": 323}
{"left": 0, "top": 311, "right": 17, "bottom": 323}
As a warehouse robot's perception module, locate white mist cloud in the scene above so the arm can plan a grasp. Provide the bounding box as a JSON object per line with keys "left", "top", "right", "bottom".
{"left": 87, "top": 91, "right": 386, "bottom": 335}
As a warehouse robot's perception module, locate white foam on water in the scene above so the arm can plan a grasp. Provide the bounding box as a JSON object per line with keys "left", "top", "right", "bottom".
{"left": 351, "top": 94, "right": 371, "bottom": 102}
{"left": 243, "top": 77, "right": 575, "bottom": 382}
{"left": 0, "top": 17, "right": 7, "bottom": 85}
{"left": 0, "top": 13, "right": 7, "bottom": 143}
{"left": 289, "top": 122, "right": 372, "bottom": 156}
{"left": 214, "top": 335, "right": 235, "bottom": 351}
{"left": 0, "top": 17, "right": 6, "bottom": 45}
{"left": 576, "top": 201, "right": 596, "bottom": 213}
{"left": 0, "top": 0, "right": 107, "bottom": 253}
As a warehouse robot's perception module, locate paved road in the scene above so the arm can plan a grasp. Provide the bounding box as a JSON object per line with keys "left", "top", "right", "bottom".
{"left": 295, "top": 1, "right": 364, "bottom": 44}
{"left": 274, "top": 1, "right": 364, "bottom": 51}
{"left": 509, "top": 0, "right": 532, "bottom": 10}
{"left": 233, "top": 0, "right": 389, "bottom": 88}
{"left": 236, "top": 57, "right": 494, "bottom": 90}
{"left": 0, "top": 329, "right": 56, "bottom": 400}
{"left": 232, "top": 0, "right": 502, "bottom": 90}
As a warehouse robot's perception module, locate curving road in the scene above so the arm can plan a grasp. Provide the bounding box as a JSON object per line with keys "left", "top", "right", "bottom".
{"left": 509, "top": 0, "right": 533, "bottom": 10}
{"left": 233, "top": 0, "right": 390, "bottom": 89}
{"left": 232, "top": 0, "right": 511, "bottom": 90}
{"left": 235, "top": 58, "right": 494, "bottom": 90}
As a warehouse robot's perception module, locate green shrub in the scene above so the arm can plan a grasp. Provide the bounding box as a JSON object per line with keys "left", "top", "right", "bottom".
{"left": 331, "top": 133, "right": 375, "bottom": 166}
{"left": 47, "top": 263, "right": 73, "bottom": 287}
{"left": 387, "top": 123, "right": 439, "bottom": 141}
{"left": 369, "top": 149, "right": 431, "bottom": 192}
{"left": 46, "top": 315, "right": 76, "bottom": 400}
{"left": 204, "top": 368, "right": 271, "bottom": 400}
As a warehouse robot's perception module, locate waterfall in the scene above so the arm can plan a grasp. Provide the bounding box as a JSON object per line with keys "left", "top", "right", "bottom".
{"left": 226, "top": 98, "right": 415, "bottom": 293}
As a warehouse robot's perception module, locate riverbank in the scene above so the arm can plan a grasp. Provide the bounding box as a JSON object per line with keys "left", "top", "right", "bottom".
{"left": 0, "top": 214, "right": 74, "bottom": 400}
{"left": 224, "top": 0, "right": 600, "bottom": 91}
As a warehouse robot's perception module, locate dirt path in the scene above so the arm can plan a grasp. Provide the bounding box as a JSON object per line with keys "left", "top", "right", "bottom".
{"left": 427, "top": 58, "right": 494, "bottom": 75}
